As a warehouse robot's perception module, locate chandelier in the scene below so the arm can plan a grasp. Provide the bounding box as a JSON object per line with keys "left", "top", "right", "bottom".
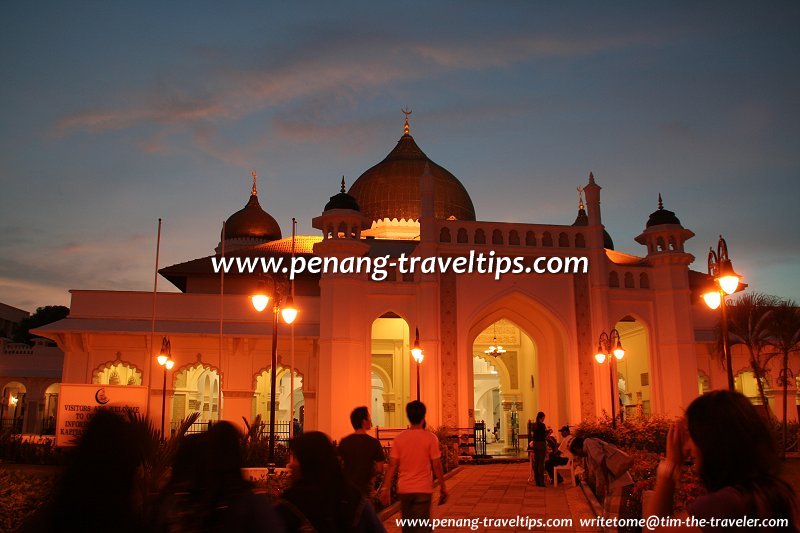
{"left": 484, "top": 323, "right": 506, "bottom": 356}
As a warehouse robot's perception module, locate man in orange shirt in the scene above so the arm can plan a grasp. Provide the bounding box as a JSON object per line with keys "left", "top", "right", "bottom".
{"left": 379, "top": 401, "right": 447, "bottom": 532}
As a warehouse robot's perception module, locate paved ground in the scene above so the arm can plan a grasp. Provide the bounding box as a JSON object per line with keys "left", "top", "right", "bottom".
{"left": 383, "top": 463, "right": 601, "bottom": 532}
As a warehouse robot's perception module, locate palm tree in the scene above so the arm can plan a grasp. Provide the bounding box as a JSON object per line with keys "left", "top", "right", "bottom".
{"left": 764, "top": 298, "right": 800, "bottom": 457}
{"left": 724, "top": 292, "right": 779, "bottom": 419}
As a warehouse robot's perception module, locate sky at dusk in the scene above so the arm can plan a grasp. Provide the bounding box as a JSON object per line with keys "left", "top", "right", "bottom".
{"left": 1, "top": 2, "right": 799, "bottom": 312}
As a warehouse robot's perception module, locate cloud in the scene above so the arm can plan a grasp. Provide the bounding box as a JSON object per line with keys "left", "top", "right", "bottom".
{"left": 52, "top": 27, "right": 675, "bottom": 162}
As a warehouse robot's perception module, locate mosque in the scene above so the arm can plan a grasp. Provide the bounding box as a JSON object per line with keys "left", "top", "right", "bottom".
{"left": 30, "top": 115, "right": 797, "bottom": 444}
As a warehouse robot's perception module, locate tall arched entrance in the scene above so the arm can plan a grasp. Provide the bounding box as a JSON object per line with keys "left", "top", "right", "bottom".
{"left": 472, "top": 319, "right": 537, "bottom": 453}
{"left": 370, "top": 313, "right": 411, "bottom": 428}
{"left": 614, "top": 316, "right": 652, "bottom": 420}
{"left": 466, "top": 292, "right": 573, "bottom": 441}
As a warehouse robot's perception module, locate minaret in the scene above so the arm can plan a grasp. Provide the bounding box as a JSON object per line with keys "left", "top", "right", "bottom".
{"left": 312, "top": 177, "right": 371, "bottom": 258}
{"left": 583, "top": 172, "right": 602, "bottom": 226}
{"left": 635, "top": 194, "right": 695, "bottom": 258}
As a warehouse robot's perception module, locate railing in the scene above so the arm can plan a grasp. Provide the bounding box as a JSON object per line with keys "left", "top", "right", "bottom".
{"left": 375, "top": 424, "right": 488, "bottom": 457}
{"left": 0, "top": 418, "right": 24, "bottom": 434}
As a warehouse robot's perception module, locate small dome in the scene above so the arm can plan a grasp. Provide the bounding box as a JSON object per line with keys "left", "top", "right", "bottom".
{"left": 224, "top": 194, "right": 282, "bottom": 241}
{"left": 348, "top": 131, "right": 476, "bottom": 222}
{"left": 645, "top": 194, "right": 681, "bottom": 228}
{"left": 572, "top": 203, "right": 614, "bottom": 250}
{"left": 324, "top": 177, "right": 361, "bottom": 212}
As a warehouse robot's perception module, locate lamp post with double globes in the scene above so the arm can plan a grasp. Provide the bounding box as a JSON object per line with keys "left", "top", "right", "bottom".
{"left": 595, "top": 329, "right": 625, "bottom": 429}
{"left": 411, "top": 327, "right": 424, "bottom": 401}
{"left": 702, "top": 235, "right": 742, "bottom": 391}
{"left": 251, "top": 276, "right": 298, "bottom": 470}
{"left": 156, "top": 336, "right": 175, "bottom": 442}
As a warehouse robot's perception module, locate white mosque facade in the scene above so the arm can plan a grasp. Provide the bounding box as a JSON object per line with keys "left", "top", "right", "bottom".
{"left": 32, "top": 120, "right": 799, "bottom": 442}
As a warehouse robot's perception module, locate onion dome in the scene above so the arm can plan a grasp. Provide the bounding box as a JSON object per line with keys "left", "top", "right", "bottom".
{"left": 645, "top": 194, "right": 682, "bottom": 228}
{"left": 572, "top": 189, "right": 614, "bottom": 249}
{"left": 324, "top": 177, "right": 361, "bottom": 211}
{"left": 347, "top": 112, "right": 476, "bottom": 222}
{"left": 224, "top": 172, "right": 282, "bottom": 241}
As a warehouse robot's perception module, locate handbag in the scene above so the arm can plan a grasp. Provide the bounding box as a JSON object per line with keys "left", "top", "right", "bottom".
{"left": 601, "top": 442, "right": 633, "bottom": 478}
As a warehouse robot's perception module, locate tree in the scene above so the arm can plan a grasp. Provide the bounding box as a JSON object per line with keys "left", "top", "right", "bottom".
{"left": 724, "top": 293, "right": 778, "bottom": 419}
{"left": 12, "top": 305, "right": 69, "bottom": 344}
{"left": 764, "top": 299, "right": 800, "bottom": 457}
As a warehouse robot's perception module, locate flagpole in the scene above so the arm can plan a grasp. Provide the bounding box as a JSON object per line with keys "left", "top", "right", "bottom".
{"left": 148, "top": 218, "right": 162, "bottom": 419}
{"left": 289, "top": 217, "right": 296, "bottom": 439}
{"left": 219, "top": 221, "right": 226, "bottom": 417}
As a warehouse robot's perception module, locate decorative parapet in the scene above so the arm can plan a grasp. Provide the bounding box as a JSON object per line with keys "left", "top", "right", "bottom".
{"left": 434, "top": 219, "right": 589, "bottom": 250}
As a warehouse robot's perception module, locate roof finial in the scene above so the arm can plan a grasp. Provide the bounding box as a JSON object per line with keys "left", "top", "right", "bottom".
{"left": 340, "top": 176, "right": 346, "bottom": 194}
{"left": 577, "top": 186, "right": 585, "bottom": 210}
{"left": 402, "top": 107, "right": 412, "bottom": 135}
{"left": 251, "top": 170, "right": 258, "bottom": 196}
{"left": 588, "top": 171, "right": 595, "bottom": 184}
{"left": 658, "top": 193, "right": 663, "bottom": 210}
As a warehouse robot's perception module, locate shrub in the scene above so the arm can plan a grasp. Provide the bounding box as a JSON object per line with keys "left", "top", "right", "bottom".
{"left": 574, "top": 415, "right": 671, "bottom": 452}
{"left": 0, "top": 431, "right": 68, "bottom": 465}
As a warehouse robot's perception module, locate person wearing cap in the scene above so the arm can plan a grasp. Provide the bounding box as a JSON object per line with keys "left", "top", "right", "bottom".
{"left": 545, "top": 425, "right": 574, "bottom": 483}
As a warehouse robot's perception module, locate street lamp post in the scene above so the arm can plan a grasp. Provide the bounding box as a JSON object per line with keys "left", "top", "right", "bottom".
{"left": 411, "top": 327, "right": 424, "bottom": 401}
{"left": 156, "top": 336, "right": 175, "bottom": 442}
{"left": 702, "top": 235, "right": 742, "bottom": 391}
{"left": 595, "top": 329, "right": 625, "bottom": 429}
{"left": 251, "top": 276, "right": 298, "bottom": 470}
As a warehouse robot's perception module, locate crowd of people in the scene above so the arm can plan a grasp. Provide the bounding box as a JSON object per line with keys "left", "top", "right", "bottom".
{"left": 20, "top": 400, "right": 448, "bottom": 533}
{"left": 17, "top": 390, "right": 800, "bottom": 533}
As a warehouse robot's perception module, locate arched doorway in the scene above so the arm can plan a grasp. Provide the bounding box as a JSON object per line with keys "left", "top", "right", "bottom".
{"left": 253, "top": 367, "right": 304, "bottom": 427}
{"left": 171, "top": 364, "right": 221, "bottom": 433}
{"left": 371, "top": 313, "right": 410, "bottom": 428}
{"left": 614, "top": 316, "right": 652, "bottom": 419}
{"left": 1, "top": 381, "right": 26, "bottom": 433}
{"left": 42, "top": 383, "right": 60, "bottom": 435}
{"left": 472, "top": 318, "right": 537, "bottom": 453}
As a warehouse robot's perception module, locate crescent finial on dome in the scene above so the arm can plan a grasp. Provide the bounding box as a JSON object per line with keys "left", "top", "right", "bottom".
{"left": 251, "top": 170, "right": 258, "bottom": 196}
{"left": 402, "top": 107, "right": 412, "bottom": 135}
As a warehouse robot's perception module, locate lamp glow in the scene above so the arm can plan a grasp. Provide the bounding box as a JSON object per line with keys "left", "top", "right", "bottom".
{"left": 595, "top": 352, "right": 607, "bottom": 364}
{"left": 166, "top": 360, "right": 175, "bottom": 370}
{"left": 703, "top": 290, "right": 722, "bottom": 310}
{"left": 411, "top": 345, "right": 424, "bottom": 363}
{"left": 718, "top": 275, "right": 740, "bottom": 295}
{"left": 613, "top": 347, "right": 625, "bottom": 360}
{"left": 281, "top": 296, "right": 298, "bottom": 324}
{"left": 157, "top": 355, "right": 168, "bottom": 366}
{"left": 251, "top": 294, "right": 269, "bottom": 312}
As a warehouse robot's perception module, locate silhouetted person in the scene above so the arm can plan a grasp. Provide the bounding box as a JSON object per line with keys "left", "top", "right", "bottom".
{"left": 379, "top": 401, "right": 446, "bottom": 533}
{"left": 528, "top": 411, "right": 549, "bottom": 486}
{"left": 153, "top": 421, "right": 283, "bottom": 532}
{"left": 21, "top": 409, "right": 144, "bottom": 532}
{"left": 277, "top": 431, "right": 384, "bottom": 532}
{"left": 646, "top": 390, "right": 799, "bottom": 531}
{"left": 338, "top": 406, "right": 386, "bottom": 497}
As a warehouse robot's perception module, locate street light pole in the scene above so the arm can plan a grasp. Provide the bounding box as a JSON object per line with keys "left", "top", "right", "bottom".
{"left": 252, "top": 275, "right": 298, "bottom": 471}
{"left": 156, "top": 336, "right": 175, "bottom": 442}
{"left": 268, "top": 302, "right": 279, "bottom": 468}
{"left": 703, "top": 236, "right": 742, "bottom": 391}
{"left": 411, "top": 327, "right": 424, "bottom": 401}
{"left": 595, "top": 329, "right": 625, "bottom": 429}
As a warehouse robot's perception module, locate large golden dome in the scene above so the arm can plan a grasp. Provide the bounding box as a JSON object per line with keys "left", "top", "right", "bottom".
{"left": 348, "top": 133, "right": 476, "bottom": 222}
